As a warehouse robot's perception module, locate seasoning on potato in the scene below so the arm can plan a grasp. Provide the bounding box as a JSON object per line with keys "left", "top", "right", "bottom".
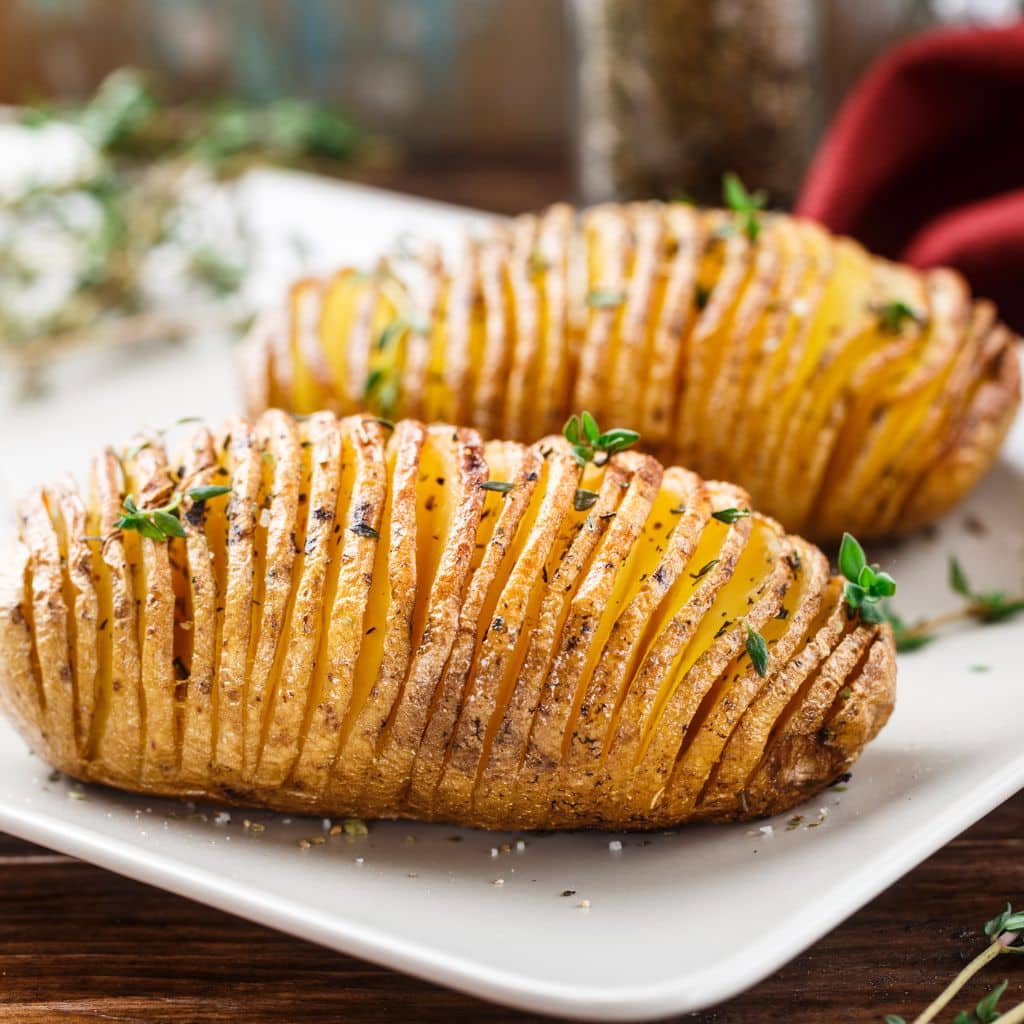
{"left": 0, "top": 412, "right": 895, "bottom": 830}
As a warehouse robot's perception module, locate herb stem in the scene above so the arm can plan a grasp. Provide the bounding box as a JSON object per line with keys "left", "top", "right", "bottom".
{"left": 911, "top": 940, "right": 1003, "bottom": 1024}
{"left": 900, "top": 606, "right": 978, "bottom": 640}
{"left": 997, "top": 999, "right": 1024, "bottom": 1024}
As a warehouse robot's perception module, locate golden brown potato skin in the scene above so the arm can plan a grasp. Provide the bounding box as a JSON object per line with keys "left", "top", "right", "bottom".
{"left": 239, "top": 203, "right": 1020, "bottom": 542}
{"left": 0, "top": 414, "right": 895, "bottom": 830}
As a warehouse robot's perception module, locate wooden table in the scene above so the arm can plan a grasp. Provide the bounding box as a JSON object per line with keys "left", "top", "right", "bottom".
{"left": 2, "top": 159, "right": 1022, "bottom": 1023}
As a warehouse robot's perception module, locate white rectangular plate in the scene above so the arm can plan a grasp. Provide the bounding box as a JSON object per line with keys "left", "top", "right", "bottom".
{"left": 1, "top": 172, "right": 1022, "bottom": 1022}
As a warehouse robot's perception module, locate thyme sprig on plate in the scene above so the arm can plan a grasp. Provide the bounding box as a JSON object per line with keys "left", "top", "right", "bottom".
{"left": 563, "top": 411, "right": 640, "bottom": 467}
{"left": 838, "top": 532, "right": 896, "bottom": 624}
{"left": 885, "top": 903, "right": 1024, "bottom": 1024}
{"left": 723, "top": 172, "right": 767, "bottom": 242}
{"left": 113, "top": 484, "right": 231, "bottom": 542}
{"left": 881, "top": 557, "right": 1024, "bottom": 653}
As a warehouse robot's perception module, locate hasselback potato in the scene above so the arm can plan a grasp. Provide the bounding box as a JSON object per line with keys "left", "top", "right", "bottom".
{"left": 240, "top": 202, "right": 1020, "bottom": 541}
{"left": 0, "top": 412, "right": 895, "bottom": 829}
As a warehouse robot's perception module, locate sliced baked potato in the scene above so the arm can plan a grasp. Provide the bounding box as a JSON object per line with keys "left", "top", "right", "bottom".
{"left": 240, "top": 203, "right": 1020, "bottom": 541}
{"left": 0, "top": 413, "right": 896, "bottom": 830}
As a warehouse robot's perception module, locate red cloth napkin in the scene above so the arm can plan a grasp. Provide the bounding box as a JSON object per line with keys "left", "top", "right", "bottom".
{"left": 797, "top": 23, "right": 1024, "bottom": 332}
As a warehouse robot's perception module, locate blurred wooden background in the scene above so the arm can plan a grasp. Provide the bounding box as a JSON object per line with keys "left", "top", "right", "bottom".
{"left": 2, "top": 0, "right": 1020, "bottom": 209}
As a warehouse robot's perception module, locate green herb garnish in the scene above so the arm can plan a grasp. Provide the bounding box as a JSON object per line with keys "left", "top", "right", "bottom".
{"left": 563, "top": 411, "right": 640, "bottom": 467}
{"left": 115, "top": 495, "right": 185, "bottom": 541}
{"left": 880, "top": 604, "right": 935, "bottom": 653}
{"left": 949, "top": 556, "right": 1024, "bottom": 623}
{"left": 114, "top": 483, "right": 232, "bottom": 542}
{"left": 690, "top": 558, "right": 719, "bottom": 581}
{"left": 363, "top": 366, "right": 399, "bottom": 418}
{"left": 586, "top": 289, "right": 626, "bottom": 309}
{"left": 481, "top": 480, "right": 515, "bottom": 494}
{"left": 350, "top": 521, "right": 379, "bottom": 539}
{"left": 186, "top": 484, "right": 233, "bottom": 504}
{"left": 712, "top": 507, "right": 751, "bottom": 525}
{"left": 722, "top": 172, "right": 767, "bottom": 241}
{"left": 838, "top": 532, "right": 896, "bottom": 623}
{"left": 875, "top": 299, "right": 925, "bottom": 334}
{"left": 886, "top": 903, "right": 1024, "bottom": 1023}
{"left": 744, "top": 619, "right": 769, "bottom": 676}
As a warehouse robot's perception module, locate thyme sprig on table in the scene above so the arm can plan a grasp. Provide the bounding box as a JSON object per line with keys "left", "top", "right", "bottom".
{"left": 884, "top": 903, "right": 1024, "bottom": 1024}
{"left": 563, "top": 411, "right": 640, "bottom": 467}
{"left": 113, "top": 484, "right": 231, "bottom": 542}
{"left": 837, "top": 532, "right": 896, "bottom": 624}
{"left": 882, "top": 557, "right": 1024, "bottom": 653}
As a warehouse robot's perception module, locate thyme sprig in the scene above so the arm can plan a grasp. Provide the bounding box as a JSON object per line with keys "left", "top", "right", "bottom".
{"left": 743, "top": 619, "right": 769, "bottom": 676}
{"left": 874, "top": 299, "right": 926, "bottom": 335}
{"left": 712, "top": 507, "right": 751, "bottom": 524}
{"left": 723, "top": 172, "right": 767, "bottom": 241}
{"left": 113, "top": 484, "right": 231, "bottom": 542}
{"left": 563, "top": 411, "right": 640, "bottom": 467}
{"left": 885, "top": 903, "right": 1023, "bottom": 1024}
{"left": 838, "top": 532, "right": 896, "bottom": 624}
{"left": 882, "top": 557, "right": 1024, "bottom": 653}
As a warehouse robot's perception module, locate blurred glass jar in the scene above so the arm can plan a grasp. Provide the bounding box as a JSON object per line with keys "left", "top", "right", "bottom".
{"left": 569, "top": 0, "right": 1023, "bottom": 207}
{"left": 569, "top": 0, "right": 825, "bottom": 207}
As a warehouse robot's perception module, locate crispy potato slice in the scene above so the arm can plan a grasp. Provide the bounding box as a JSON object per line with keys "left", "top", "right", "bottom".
{"left": 210, "top": 418, "right": 263, "bottom": 786}
{"left": 16, "top": 487, "right": 77, "bottom": 771}
{"left": 607, "top": 205, "right": 665, "bottom": 431}
{"left": 440, "top": 240, "right": 479, "bottom": 428}
{"left": 598, "top": 483, "right": 753, "bottom": 813}
{"left": 404, "top": 441, "right": 539, "bottom": 816}
{"left": 435, "top": 443, "right": 581, "bottom": 823}
{"left": 287, "top": 415, "right": 388, "bottom": 799}
{"left": 533, "top": 204, "right": 574, "bottom": 436}
{"left": 472, "top": 234, "right": 514, "bottom": 438}
{"left": 119, "top": 440, "right": 179, "bottom": 784}
{"left": 511, "top": 452, "right": 663, "bottom": 826}
{"left": 473, "top": 452, "right": 627, "bottom": 826}
{"left": 902, "top": 323, "right": 1020, "bottom": 531}
{"left": 639, "top": 204, "right": 704, "bottom": 450}
{"left": 696, "top": 578, "right": 849, "bottom": 820}
{"left": 658, "top": 537, "right": 829, "bottom": 823}
{"left": 243, "top": 411, "right": 302, "bottom": 778}
{"left": 328, "top": 420, "right": 424, "bottom": 807}
{"left": 554, "top": 467, "right": 711, "bottom": 818}
{"left": 675, "top": 224, "right": 753, "bottom": 470}
{"left": 51, "top": 479, "right": 99, "bottom": 758}
{"left": 701, "top": 216, "right": 784, "bottom": 482}
{"left": 362, "top": 426, "right": 486, "bottom": 809}
{"left": 254, "top": 413, "right": 343, "bottom": 789}
{"left": 741, "top": 619, "right": 885, "bottom": 818}
{"left": 0, "top": 533, "right": 47, "bottom": 757}
{"left": 176, "top": 427, "right": 221, "bottom": 788}
{"left": 624, "top": 517, "right": 793, "bottom": 825}
{"left": 572, "top": 207, "right": 631, "bottom": 422}
{"left": 502, "top": 215, "right": 542, "bottom": 440}
{"left": 89, "top": 448, "right": 143, "bottom": 782}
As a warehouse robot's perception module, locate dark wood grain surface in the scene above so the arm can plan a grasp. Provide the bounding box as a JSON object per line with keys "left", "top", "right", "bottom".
{"left": 2, "top": 162, "right": 1022, "bottom": 1024}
